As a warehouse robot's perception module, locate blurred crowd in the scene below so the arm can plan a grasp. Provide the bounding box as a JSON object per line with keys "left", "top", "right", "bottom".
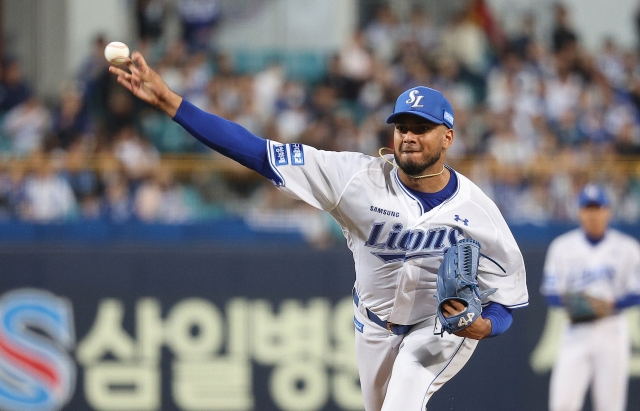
{"left": 1, "top": 0, "right": 640, "bottom": 243}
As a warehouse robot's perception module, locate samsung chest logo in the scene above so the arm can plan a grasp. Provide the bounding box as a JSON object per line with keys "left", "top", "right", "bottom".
{"left": 364, "top": 222, "right": 463, "bottom": 263}
{"left": 370, "top": 206, "right": 400, "bottom": 218}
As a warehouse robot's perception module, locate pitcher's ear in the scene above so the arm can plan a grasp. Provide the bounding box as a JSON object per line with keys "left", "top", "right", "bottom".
{"left": 443, "top": 127, "right": 454, "bottom": 149}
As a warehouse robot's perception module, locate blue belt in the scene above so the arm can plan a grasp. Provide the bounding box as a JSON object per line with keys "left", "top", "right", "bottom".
{"left": 352, "top": 289, "right": 413, "bottom": 335}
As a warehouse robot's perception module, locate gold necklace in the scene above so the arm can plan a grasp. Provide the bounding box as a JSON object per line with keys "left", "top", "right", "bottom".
{"left": 378, "top": 147, "right": 446, "bottom": 179}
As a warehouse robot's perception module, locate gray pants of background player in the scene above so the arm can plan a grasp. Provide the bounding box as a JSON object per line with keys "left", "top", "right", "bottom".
{"left": 353, "top": 299, "right": 478, "bottom": 411}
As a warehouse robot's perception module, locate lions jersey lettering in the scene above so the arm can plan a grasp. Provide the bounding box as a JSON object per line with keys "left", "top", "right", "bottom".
{"left": 566, "top": 266, "right": 615, "bottom": 290}
{"left": 0, "top": 289, "right": 76, "bottom": 411}
{"left": 365, "top": 223, "right": 462, "bottom": 263}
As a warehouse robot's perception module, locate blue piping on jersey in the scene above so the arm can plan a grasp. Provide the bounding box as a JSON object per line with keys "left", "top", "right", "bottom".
{"left": 393, "top": 169, "right": 425, "bottom": 214}
{"left": 422, "top": 337, "right": 466, "bottom": 410}
{"left": 265, "top": 140, "right": 286, "bottom": 186}
{"left": 482, "top": 301, "right": 529, "bottom": 309}
{"left": 503, "top": 302, "right": 529, "bottom": 309}
{"left": 370, "top": 250, "right": 446, "bottom": 263}
{"left": 479, "top": 253, "right": 506, "bottom": 273}
{"left": 440, "top": 165, "right": 461, "bottom": 206}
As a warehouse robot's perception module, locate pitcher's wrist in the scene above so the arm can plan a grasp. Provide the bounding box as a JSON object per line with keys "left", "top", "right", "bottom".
{"left": 158, "top": 88, "right": 183, "bottom": 118}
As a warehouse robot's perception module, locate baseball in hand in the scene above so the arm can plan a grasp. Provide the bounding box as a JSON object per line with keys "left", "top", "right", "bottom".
{"left": 104, "top": 41, "right": 130, "bottom": 65}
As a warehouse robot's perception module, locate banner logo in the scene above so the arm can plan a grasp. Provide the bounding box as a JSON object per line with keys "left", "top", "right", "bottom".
{"left": 0, "top": 289, "right": 76, "bottom": 411}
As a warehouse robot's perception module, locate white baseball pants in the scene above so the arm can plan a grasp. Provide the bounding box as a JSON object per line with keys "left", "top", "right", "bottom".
{"left": 353, "top": 300, "right": 477, "bottom": 411}
{"left": 549, "top": 314, "right": 630, "bottom": 411}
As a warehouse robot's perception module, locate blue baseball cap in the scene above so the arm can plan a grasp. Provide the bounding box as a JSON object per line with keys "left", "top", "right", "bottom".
{"left": 578, "top": 184, "right": 610, "bottom": 208}
{"left": 386, "top": 86, "right": 454, "bottom": 128}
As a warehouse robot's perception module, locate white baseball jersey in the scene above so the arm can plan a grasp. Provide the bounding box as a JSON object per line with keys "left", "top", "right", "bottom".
{"left": 267, "top": 141, "right": 529, "bottom": 324}
{"left": 541, "top": 228, "right": 640, "bottom": 301}
{"left": 541, "top": 228, "right": 640, "bottom": 411}
{"left": 266, "top": 142, "right": 528, "bottom": 410}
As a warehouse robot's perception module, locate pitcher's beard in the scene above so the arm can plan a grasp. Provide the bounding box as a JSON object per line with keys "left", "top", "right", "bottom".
{"left": 394, "top": 147, "right": 442, "bottom": 177}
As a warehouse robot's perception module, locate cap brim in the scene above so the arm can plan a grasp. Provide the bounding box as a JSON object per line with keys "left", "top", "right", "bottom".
{"left": 386, "top": 110, "right": 446, "bottom": 126}
{"left": 579, "top": 201, "right": 608, "bottom": 208}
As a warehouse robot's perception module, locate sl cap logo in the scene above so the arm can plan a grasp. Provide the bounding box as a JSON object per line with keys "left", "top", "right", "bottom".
{"left": 405, "top": 90, "right": 424, "bottom": 108}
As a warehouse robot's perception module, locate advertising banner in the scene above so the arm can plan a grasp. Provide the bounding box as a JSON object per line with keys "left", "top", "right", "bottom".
{"left": 0, "top": 243, "right": 638, "bottom": 411}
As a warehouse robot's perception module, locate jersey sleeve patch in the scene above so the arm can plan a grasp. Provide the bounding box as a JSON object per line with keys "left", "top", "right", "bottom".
{"left": 290, "top": 143, "right": 305, "bottom": 166}
{"left": 273, "top": 144, "right": 289, "bottom": 166}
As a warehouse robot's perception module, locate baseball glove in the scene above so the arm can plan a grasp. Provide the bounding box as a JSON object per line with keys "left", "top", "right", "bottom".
{"left": 563, "top": 293, "right": 606, "bottom": 323}
{"left": 435, "top": 239, "right": 497, "bottom": 335}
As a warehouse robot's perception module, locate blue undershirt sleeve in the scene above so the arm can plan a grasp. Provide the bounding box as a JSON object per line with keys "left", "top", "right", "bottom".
{"left": 616, "top": 294, "right": 640, "bottom": 309}
{"left": 483, "top": 302, "right": 513, "bottom": 337}
{"left": 172, "top": 99, "right": 279, "bottom": 181}
{"left": 544, "top": 294, "right": 563, "bottom": 307}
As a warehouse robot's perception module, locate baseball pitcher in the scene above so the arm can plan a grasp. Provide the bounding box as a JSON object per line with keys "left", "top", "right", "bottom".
{"left": 110, "top": 52, "right": 529, "bottom": 411}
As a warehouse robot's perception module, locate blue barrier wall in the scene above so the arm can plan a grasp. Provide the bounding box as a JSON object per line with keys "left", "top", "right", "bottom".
{"left": 0, "top": 223, "right": 638, "bottom": 411}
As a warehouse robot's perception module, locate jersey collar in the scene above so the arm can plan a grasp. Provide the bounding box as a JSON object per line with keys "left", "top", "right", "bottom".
{"left": 392, "top": 165, "right": 460, "bottom": 215}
